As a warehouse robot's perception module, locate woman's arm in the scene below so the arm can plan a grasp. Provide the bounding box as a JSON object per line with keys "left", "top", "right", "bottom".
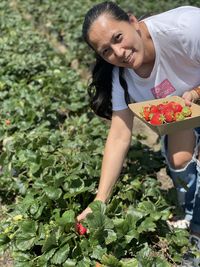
{"left": 94, "top": 108, "right": 134, "bottom": 202}
{"left": 77, "top": 108, "right": 134, "bottom": 221}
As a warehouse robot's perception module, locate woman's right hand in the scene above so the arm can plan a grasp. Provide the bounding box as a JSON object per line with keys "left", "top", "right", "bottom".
{"left": 76, "top": 206, "right": 92, "bottom": 222}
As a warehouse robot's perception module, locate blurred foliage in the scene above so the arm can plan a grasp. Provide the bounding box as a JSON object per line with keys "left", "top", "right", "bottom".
{"left": 0, "top": 0, "right": 199, "bottom": 266}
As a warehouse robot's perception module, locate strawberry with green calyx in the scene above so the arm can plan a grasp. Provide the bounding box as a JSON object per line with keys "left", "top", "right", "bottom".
{"left": 149, "top": 113, "right": 165, "bottom": 125}
{"left": 163, "top": 110, "right": 175, "bottom": 123}
{"left": 140, "top": 106, "right": 151, "bottom": 121}
{"left": 181, "top": 106, "right": 192, "bottom": 117}
{"left": 76, "top": 222, "right": 87, "bottom": 235}
{"left": 174, "top": 112, "right": 185, "bottom": 121}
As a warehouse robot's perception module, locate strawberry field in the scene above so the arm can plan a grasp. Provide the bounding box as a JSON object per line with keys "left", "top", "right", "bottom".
{"left": 0, "top": 0, "right": 199, "bottom": 266}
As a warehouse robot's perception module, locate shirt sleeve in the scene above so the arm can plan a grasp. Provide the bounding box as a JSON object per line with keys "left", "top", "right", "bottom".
{"left": 179, "top": 7, "right": 200, "bottom": 63}
{"left": 112, "top": 67, "right": 128, "bottom": 111}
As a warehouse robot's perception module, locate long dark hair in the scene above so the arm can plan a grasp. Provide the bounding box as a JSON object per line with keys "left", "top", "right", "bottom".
{"left": 82, "top": 1, "right": 131, "bottom": 120}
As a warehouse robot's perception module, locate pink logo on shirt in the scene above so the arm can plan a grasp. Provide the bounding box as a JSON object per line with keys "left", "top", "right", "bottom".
{"left": 151, "top": 79, "right": 176, "bottom": 99}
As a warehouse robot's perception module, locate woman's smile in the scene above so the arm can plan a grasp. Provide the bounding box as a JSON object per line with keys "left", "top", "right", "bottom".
{"left": 123, "top": 51, "right": 134, "bottom": 64}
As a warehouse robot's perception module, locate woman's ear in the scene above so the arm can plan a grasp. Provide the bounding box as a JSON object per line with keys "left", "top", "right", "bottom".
{"left": 128, "top": 14, "right": 139, "bottom": 30}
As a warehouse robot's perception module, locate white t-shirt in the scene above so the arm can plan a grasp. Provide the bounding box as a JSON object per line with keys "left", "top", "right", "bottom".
{"left": 112, "top": 6, "right": 200, "bottom": 111}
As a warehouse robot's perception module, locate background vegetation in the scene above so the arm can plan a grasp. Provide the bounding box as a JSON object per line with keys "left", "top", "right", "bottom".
{"left": 0, "top": 0, "right": 199, "bottom": 266}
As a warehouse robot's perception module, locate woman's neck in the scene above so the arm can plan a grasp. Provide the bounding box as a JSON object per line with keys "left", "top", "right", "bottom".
{"left": 135, "top": 21, "right": 155, "bottom": 78}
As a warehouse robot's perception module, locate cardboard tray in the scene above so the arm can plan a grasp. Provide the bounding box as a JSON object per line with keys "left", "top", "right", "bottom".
{"left": 128, "top": 96, "right": 200, "bottom": 135}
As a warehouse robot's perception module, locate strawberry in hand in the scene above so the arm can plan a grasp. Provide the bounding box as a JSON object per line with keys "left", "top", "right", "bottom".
{"left": 76, "top": 222, "right": 87, "bottom": 235}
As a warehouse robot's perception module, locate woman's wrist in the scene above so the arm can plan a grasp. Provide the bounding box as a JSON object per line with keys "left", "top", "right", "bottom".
{"left": 193, "top": 86, "right": 200, "bottom": 97}
{"left": 94, "top": 193, "right": 108, "bottom": 203}
{"left": 191, "top": 87, "right": 200, "bottom": 102}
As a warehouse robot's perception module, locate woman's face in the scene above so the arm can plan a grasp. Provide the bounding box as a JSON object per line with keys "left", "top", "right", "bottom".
{"left": 88, "top": 14, "right": 146, "bottom": 70}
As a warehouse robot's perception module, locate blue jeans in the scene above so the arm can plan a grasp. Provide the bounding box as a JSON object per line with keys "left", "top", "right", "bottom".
{"left": 161, "top": 128, "right": 200, "bottom": 233}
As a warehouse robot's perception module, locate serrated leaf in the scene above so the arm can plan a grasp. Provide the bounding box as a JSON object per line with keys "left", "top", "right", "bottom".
{"left": 42, "top": 233, "right": 57, "bottom": 253}
{"left": 15, "top": 236, "right": 35, "bottom": 251}
{"left": 121, "top": 258, "right": 138, "bottom": 267}
{"left": 105, "top": 229, "right": 117, "bottom": 245}
{"left": 44, "top": 186, "right": 62, "bottom": 200}
{"left": 102, "top": 254, "right": 122, "bottom": 267}
{"left": 18, "top": 220, "right": 37, "bottom": 237}
{"left": 138, "top": 217, "right": 156, "bottom": 233}
{"left": 89, "top": 200, "right": 106, "bottom": 215}
{"left": 91, "top": 245, "right": 107, "bottom": 260}
{"left": 51, "top": 243, "right": 70, "bottom": 264}
{"left": 63, "top": 259, "right": 77, "bottom": 267}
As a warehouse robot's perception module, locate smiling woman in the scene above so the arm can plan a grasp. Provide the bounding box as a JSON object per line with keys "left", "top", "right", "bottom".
{"left": 78, "top": 2, "right": 200, "bottom": 266}
{"left": 88, "top": 13, "right": 154, "bottom": 71}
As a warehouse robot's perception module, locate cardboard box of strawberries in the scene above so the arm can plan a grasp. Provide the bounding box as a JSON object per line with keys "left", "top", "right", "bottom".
{"left": 128, "top": 96, "right": 200, "bottom": 135}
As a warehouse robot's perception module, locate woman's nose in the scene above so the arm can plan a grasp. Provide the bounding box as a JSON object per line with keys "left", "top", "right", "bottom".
{"left": 112, "top": 45, "right": 124, "bottom": 58}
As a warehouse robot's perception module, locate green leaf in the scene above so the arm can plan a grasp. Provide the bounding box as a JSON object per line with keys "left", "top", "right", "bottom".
{"left": 102, "top": 254, "right": 122, "bottom": 267}
{"left": 0, "top": 234, "right": 10, "bottom": 245}
{"left": 91, "top": 245, "right": 107, "bottom": 260}
{"left": 51, "top": 243, "right": 70, "bottom": 264}
{"left": 44, "top": 186, "right": 62, "bottom": 200}
{"left": 42, "top": 233, "right": 57, "bottom": 253}
{"left": 18, "top": 220, "right": 37, "bottom": 237}
{"left": 43, "top": 248, "right": 57, "bottom": 261}
{"left": 138, "top": 217, "right": 156, "bottom": 233}
{"left": 125, "top": 229, "right": 139, "bottom": 243}
{"left": 63, "top": 259, "right": 77, "bottom": 267}
{"left": 137, "top": 201, "right": 156, "bottom": 215}
{"left": 12, "top": 251, "right": 31, "bottom": 262}
{"left": 105, "top": 229, "right": 117, "bottom": 245}
{"left": 121, "top": 258, "right": 139, "bottom": 267}
{"left": 15, "top": 236, "right": 35, "bottom": 251}
{"left": 89, "top": 200, "right": 106, "bottom": 212}
{"left": 57, "top": 210, "right": 75, "bottom": 226}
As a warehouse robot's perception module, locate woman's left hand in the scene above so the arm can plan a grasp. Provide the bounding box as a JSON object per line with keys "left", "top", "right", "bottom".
{"left": 182, "top": 90, "right": 199, "bottom": 106}
{"left": 182, "top": 90, "right": 196, "bottom": 106}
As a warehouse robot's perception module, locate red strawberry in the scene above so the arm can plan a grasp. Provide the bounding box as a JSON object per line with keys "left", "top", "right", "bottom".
{"left": 164, "top": 110, "right": 175, "bottom": 123}
{"left": 149, "top": 113, "right": 165, "bottom": 125}
{"left": 181, "top": 106, "right": 192, "bottom": 117}
{"left": 76, "top": 222, "right": 87, "bottom": 235}
{"left": 170, "top": 102, "right": 183, "bottom": 113}
{"left": 150, "top": 105, "right": 159, "bottom": 113}
{"left": 157, "top": 103, "right": 168, "bottom": 113}
{"left": 141, "top": 106, "right": 151, "bottom": 121}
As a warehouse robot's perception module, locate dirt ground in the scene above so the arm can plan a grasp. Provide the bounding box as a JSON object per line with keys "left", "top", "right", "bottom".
{"left": 0, "top": 118, "right": 173, "bottom": 267}
{"left": 0, "top": 250, "right": 13, "bottom": 267}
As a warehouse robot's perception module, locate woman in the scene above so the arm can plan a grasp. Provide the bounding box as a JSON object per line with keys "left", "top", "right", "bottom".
{"left": 77, "top": 1, "right": 200, "bottom": 265}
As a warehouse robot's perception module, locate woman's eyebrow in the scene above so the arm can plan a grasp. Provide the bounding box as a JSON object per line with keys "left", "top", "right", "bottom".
{"left": 98, "top": 32, "right": 119, "bottom": 54}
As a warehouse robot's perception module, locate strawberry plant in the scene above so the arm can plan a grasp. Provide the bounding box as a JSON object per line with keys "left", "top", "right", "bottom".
{"left": 0, "top": 0, "right": 199, "bottom": 266}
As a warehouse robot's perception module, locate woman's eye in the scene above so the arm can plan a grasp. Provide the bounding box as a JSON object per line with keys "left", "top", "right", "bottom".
{"left": 115, "top": 34, "right": 122, "bottom": 41}
{"left": 102, "top": 48, "right": 110, "bottom": 56}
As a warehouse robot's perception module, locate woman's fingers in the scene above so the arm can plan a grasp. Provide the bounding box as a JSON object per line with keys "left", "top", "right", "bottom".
{"left": 182, "top": 91, "right": 193, "bottom": 106}
{"left": 76, "top": 207, "right": 92, "bottom": 222}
